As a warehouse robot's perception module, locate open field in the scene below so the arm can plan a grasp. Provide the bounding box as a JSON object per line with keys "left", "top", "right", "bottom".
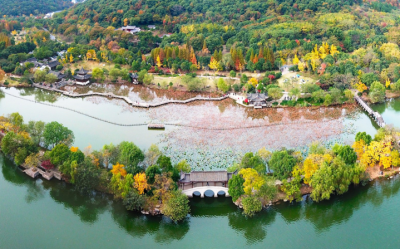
{"left": 153, "top": 75, "right": 240, "bottom": 91}
{"left": 278, "top": 72, "right": 317, "bottom": 91}
{"left": 65, "top": 61, "right": 131, "bottom": 72}
{"left": 1, "top": 75, "right": 29, "bottom": 87}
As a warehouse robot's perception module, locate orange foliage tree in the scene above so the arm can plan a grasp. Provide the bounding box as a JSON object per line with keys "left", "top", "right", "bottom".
{"left": 111, "top": 163, "right": 127, "bottom": 177}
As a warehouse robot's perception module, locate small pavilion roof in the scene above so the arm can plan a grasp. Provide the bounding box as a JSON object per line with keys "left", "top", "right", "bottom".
{"left": 247, "top": 93, "right": 268, "bottom": 102}
{"left": 74, "top": 74, "right": 92, "bottom": 80}
{"left": 76, "top": 67, "right": 90, "bottom": 75}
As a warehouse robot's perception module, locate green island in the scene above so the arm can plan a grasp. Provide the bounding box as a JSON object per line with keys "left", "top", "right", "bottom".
{"left": 1, "top": 110, "right": 400, "bottom": 220}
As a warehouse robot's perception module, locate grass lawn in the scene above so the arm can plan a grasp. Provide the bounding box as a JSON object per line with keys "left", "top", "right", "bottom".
{"left": 65, "top": 61, "right": 131, "bottom": 72}
{"left": 277, "top": 72, "right": 318, "bottom": 91}
{"left": 153, "top": 75, "right": 239, "bottom": 91}
{"left": 1, "top": 75, "right": 29, "bottom": 87}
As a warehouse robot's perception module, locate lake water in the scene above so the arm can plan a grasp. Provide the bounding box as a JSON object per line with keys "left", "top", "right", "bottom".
{"left": 1, "top": 87, "right": 400, "bottom": 248}
{"left": 0, "top": 87, "right": 379, "bottom": 169}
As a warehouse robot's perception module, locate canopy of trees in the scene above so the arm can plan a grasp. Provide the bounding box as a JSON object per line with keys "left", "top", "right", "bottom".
{"left": 0, "top": 0, "right": 72, "bottom": 16}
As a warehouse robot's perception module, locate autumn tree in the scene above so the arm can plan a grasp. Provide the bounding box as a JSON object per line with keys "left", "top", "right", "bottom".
{"left": 111, "top": 162, "right": 127, "bottom": 177}
{"left": 0, "top": 68, "right": 5, "bottom": 82}
{"left": 25, "top": 153, "right": 40, "bottom": 168}
{"left": 303, "top": 154, "right": 332, "bottom": 184}
{"left": 281, "top": 175, "right": 302, "bottom": 202}
{"left": 209, "top": 56, "right": 219, "bottom": 73}
{"left": 239, "top": 168, "right": 265, "bottom": 195}
{"left": 134, "top": 172, "right": 150, "bottom": 194}
{"left": 153, "top": 172, "right": 175, "bottom": 201}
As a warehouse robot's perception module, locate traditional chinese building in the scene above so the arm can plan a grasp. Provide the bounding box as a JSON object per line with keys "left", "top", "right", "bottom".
{"left": 49, "top": 71, "right": 65, "bottom": 82}
{"left": 47, "top": 59, "right": 60, "bottom": 70}
{"left": 119, "top": 26, "right": 141, "bottom": 34}
{"left": 179, "top": 170, "right": 237, "bottom": 190}
{"left": 74, "top": 68, "right": 92, "bottom": 85}
{"left": 247, "top": 93, "right": 268, "bottom": 108}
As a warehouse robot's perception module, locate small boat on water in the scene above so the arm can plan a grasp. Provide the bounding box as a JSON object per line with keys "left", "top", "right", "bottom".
{"left": 148, "top": 124, "right": 165, "bottom": 130}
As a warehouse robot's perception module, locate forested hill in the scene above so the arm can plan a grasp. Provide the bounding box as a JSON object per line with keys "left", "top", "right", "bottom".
{"left": 64, "top": 0, "right": 363, "bottom": 28}
{"left": 0, "top": 0, "right": 73, "bottom": 16}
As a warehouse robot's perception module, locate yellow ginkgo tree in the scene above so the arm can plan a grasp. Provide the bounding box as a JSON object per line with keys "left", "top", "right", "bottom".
{"left": 111, "top": 163, "right": 127, "bottom": 177}
{"left": 239, "top": 168, "right": 265, "bottom": 195}
{"left": 134, "top": 172, "right": 150, "bottom": 194}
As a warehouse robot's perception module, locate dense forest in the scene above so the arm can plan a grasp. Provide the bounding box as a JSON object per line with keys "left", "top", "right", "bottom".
{"left": 0, "top": 0, "right": 72, "bottom": 16}
{"left": 2, "top": 0, "right": 400, "bottom": 103}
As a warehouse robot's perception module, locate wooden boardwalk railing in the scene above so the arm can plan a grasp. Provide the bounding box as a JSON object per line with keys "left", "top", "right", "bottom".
{"left": 354, "top": 95, "right": 386, "bottom": 128}
{"left": 32, "top": 84, "right": 228, "bottom": 108}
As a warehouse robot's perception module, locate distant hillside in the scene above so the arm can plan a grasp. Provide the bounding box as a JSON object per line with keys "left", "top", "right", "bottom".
{"left": 0, "top": 0, "right": 73, "bottom": 16}
{"left": 63, "top": 0, "right": 361, "bottom": 28}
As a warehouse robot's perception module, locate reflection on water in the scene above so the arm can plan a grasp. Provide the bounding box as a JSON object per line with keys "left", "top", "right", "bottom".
{"left": 63, "top": 83, "right": 221, "bottom": 104}
{"left": 19, "top": 87, "right": 60, "bottom": 103}
{"left": 228, "top": 208, "right": 277, "bottom": 243}
{"left": 3, "top": 153, "right": 400, "bottom": 247}
{"left": 372, "top": 97, "right": 400, "bottom": 127}
{"left": 1, "top": 156, "right": 45, "bottom": 203}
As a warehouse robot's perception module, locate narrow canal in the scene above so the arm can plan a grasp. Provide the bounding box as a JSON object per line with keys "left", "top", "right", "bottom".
{"left": 1, "top": 87, "right": 400, "bottom": 248}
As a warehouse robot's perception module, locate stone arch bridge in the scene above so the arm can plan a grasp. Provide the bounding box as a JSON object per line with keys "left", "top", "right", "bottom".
{"left": 182, "top": 186, "right": 230, "bottom": 198}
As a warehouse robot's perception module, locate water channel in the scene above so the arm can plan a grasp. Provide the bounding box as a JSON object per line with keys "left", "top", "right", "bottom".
{"left": 1, "top": 86, "right": 400, "bottom": 248}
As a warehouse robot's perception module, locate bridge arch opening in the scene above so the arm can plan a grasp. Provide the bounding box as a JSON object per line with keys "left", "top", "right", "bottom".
{"left": 217, "top": 190, "right": 226, "bottom": 197}
{"left": 204, "top": 190, "right": 215, "bottom": 198}
{"left": 192, "top": 191, "right": 201, "bottom": 197}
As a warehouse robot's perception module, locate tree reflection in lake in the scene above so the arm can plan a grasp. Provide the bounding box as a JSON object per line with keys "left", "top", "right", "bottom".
{"left": 46, "top": 181, "right": 110, "bottom": 224}
{"left": 110, "top": 202, "right": 190, "bottom": 243}
{"left": 228, "top": 208, "right": 277, "bottom": 244}
{"left": 3, "top": 151, "right": 400, "bottom": 247}
{"left": 1, "top": 155, "right": 45, "bottom": 203}
{"left": 18, "top": 88, "right": 59, "bottom": 103}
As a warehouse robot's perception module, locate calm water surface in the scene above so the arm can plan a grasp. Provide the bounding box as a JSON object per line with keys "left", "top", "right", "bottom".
{"left": 1, "top": 87, "right": 400, "bottom": 248}
{"left": 2, "top": 154, "right": 400, "bottom": 249}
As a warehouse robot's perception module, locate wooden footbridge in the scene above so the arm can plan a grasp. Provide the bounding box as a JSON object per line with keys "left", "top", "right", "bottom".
{"left": 32, "top": 84, "right": 228, "bottom": 108}
{"left": 354, "top": 95, "right": 386, "bottom": 128}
